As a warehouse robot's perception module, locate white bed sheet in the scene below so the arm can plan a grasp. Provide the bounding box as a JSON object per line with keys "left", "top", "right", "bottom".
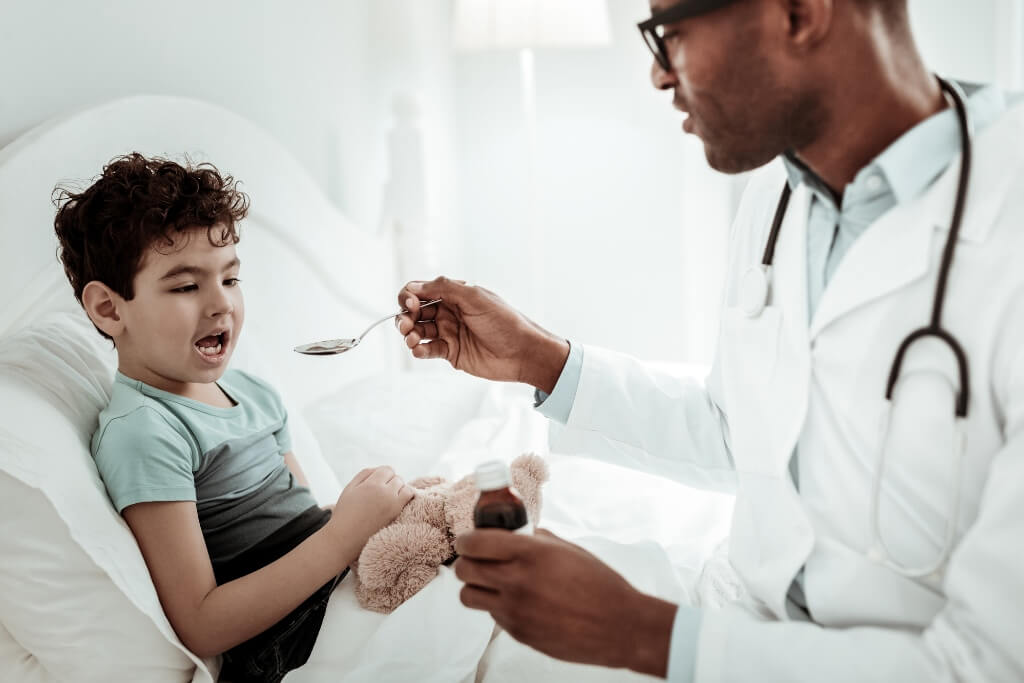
{"left": 296, "top": 374, "right": 737, "bottom": 682}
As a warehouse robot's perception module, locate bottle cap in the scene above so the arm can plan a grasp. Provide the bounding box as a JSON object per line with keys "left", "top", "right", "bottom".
{"left": 474, "top": 460, "right": 511, "bottom": 491}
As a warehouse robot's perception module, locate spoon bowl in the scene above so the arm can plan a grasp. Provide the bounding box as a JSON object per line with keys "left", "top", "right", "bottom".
{"left": 293, "top": 298, "right": 441, "bottom": 356}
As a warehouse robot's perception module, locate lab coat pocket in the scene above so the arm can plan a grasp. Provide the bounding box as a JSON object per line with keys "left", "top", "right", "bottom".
{"left": 719, "top": 305, "right": 783, "bottom": 389}
{"left": 718, "top": 306, "right": 784, "bottom": 471}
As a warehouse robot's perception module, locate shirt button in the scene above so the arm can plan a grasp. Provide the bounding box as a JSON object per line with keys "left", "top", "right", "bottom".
{"left": 865, "top": 174, "right": 884, "bottom": 192}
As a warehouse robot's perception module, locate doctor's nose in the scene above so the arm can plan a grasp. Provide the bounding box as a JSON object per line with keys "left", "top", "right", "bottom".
{"left": 651, "top": 59, "right": 677, "bottom": 90}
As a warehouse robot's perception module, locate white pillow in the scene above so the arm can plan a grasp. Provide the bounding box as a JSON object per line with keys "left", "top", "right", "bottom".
{"left": 0, "top": 469, "right": 207, "bottom": 682}
{"left": 0, "top": 309, "right": 341, "bottom": 681}
{"left": 0, "top": 310, "right": 216, "bottom": 682}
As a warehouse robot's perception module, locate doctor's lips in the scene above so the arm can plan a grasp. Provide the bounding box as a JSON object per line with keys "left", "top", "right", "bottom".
{"left": 674, "top": 99, "right": 693, "bottom": 131}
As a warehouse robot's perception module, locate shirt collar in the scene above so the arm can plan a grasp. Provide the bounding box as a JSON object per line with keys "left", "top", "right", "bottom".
{"left": 781, "top": 82, "right": 1006, "bottom": 207}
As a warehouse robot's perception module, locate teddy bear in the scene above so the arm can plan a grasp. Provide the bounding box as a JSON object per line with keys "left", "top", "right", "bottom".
{"left": 352, "top": 453, "right": 549, "bottom": 613}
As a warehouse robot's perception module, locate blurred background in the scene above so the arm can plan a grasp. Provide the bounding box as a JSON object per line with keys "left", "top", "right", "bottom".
{"left": 2, "top": 0, "right": 1021, "bottom": 366}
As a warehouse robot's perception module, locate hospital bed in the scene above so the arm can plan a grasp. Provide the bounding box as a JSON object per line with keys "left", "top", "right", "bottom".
{"left": 0, "top": 95, "right": 735, "bottom": 682}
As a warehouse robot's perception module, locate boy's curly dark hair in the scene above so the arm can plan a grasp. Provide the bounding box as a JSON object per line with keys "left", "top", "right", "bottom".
{"left": 53, "top": 153, "right": 250, "bottom": 314}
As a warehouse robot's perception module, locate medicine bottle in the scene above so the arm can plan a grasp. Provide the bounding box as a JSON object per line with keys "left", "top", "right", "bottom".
{"left": 473, "top": 460, "right": 529, "bottom": 532}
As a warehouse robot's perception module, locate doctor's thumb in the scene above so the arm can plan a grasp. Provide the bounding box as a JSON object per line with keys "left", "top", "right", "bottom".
{"left": 409, "top": 276, "right": 471, "bottom": 306}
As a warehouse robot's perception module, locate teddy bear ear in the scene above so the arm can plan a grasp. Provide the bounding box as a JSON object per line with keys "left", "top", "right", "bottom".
{"left": 510, "top": 453, "right": 549, "bottom": 522}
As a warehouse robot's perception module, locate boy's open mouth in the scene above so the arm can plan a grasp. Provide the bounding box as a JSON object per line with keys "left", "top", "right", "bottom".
{"left": 195, "top": 331, "right": 229, "bottom": 358}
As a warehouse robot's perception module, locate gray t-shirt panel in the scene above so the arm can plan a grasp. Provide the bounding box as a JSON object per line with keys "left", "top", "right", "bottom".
{"left": 92, "top": 369, "right": 318, "bottom": 565}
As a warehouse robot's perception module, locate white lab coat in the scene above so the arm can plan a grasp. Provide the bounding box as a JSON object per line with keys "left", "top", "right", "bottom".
{"left": 555, "top": 100, "right": 1024, "bottom": 681}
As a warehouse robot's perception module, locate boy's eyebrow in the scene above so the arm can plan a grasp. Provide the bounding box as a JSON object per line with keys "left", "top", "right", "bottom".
{"left": 159, "top": 257, "right": 241, "bottom": 281}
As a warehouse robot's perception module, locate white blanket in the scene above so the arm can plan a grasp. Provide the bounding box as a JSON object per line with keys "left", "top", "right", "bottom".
{"left": 294, "top": 375, "right": 737, "bottom": 682}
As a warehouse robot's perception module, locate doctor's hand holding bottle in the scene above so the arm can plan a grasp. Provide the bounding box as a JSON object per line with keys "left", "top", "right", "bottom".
{"left": 394, "top": 277, "right": 570, "bottom": 394}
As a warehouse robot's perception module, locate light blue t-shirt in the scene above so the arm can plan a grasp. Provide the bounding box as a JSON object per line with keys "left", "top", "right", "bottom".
{"left": 92, "top": 369, "right": 321, "bottom": 569}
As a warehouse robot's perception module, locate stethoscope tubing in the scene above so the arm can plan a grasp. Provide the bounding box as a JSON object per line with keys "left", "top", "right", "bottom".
{"left": 751, "top": 76, "right": 973, "bottom": 579}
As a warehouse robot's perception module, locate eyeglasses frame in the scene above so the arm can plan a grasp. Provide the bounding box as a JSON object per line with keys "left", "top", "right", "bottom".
{"left": 637, "top": 0, "right": 744, "bottom": 72}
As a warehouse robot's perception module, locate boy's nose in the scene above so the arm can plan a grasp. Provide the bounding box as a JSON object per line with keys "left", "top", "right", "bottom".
{"left": 206, "top": 289, "right": 234, "bottom": 317}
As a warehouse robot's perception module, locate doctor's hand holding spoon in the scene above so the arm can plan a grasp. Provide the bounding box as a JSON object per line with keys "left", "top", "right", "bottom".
{"left": 394, "top": 277, "right": 571, "bottom": 394}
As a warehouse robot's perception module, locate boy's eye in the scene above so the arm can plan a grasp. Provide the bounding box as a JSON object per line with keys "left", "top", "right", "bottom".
{"left": 225, "top": 278, "right": 242, "bottom": 287}
{"left": 171, "top": 284, "right": 198, "bottom": 293}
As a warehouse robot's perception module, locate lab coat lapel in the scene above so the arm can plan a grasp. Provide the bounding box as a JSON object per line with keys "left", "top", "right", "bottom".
{"left": 806, "top": 113, "right": 1019, "bottom": 341}
{"left": 808, "top": 184, "right": 938, "bottom": 340}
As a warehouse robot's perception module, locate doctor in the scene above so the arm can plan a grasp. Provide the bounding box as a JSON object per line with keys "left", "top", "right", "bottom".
{"left": 396, "top": 0, "right": 1024, "bottom": 680}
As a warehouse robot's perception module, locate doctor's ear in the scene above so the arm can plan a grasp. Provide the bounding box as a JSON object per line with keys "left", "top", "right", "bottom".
{"left": 81, "top": 280, "right": 125, "bottom": 340}
{"left": 781, "top": 0, "right": 833, "bottom": 49}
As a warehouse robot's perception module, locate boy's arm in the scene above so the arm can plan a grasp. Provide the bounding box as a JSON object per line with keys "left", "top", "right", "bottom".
{"left": 123, "top": 500, "right": 358, "bottom": 658}
{"left": 283, "top": 450, "right": 310, "bottom": 489}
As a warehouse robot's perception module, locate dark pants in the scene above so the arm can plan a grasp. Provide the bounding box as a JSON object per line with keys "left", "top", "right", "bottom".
{"left": 219, "top": 572, "right": 342, "bottom": 683}
{"left": 216, "top": 506, "right": 345, "bottom": 683}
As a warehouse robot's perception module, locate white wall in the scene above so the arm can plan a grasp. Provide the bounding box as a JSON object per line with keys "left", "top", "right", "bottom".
{"left": 911, "top": 0, "right": 1024, "bottom": 88}
{"left": 0, "top": 0, "right": 459, "bottom": 240}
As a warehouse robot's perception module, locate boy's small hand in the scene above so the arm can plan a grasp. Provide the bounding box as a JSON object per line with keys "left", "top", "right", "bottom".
{"left": 328, "top": 466, "right": 414, "bottom": 551}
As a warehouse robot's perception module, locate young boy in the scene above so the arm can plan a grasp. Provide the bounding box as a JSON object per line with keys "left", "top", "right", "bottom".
{"left": 53, "top": 153, "right": 414, "bottom": 682}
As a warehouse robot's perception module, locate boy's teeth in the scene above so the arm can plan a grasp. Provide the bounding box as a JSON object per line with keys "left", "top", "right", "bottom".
{"left": 198, "top": 343, "right": 223, "bottom": 356}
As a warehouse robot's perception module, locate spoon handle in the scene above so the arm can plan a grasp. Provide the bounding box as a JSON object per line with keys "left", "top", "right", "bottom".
{"left": 357, "top": 298, "right": 443, "bottom": 341}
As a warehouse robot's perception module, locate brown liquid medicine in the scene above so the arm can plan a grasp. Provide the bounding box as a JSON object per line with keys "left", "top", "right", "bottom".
{"left": 473, "top": 460, "right": 529, "bottom": 531}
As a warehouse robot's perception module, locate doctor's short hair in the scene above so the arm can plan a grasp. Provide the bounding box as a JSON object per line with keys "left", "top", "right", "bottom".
{"left": 53, "top": 153, "right": 249, "bottom": 310}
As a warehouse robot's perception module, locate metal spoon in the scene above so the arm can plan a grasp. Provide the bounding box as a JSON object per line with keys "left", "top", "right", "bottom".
{"left": 293, "top": 298, "right": 442, "bottom": 356}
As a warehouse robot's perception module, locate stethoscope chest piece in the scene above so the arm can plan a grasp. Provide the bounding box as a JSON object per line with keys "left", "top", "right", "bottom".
{"left": 739, "top": 264, "right": 771, "bottom": 318}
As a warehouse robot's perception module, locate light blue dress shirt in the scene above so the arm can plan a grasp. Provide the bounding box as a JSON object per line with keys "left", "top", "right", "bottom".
{"left": 535, "top": 82, "right": 1007, "bottom": 682}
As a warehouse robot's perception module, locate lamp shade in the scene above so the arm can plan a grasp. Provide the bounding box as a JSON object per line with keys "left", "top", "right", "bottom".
{"left": 453, "top": 0, "right": 611, "bottom": 51}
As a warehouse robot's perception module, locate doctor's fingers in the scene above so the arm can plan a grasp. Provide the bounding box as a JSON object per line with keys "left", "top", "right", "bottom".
{"left": 402, "top": 276, "right": 489, "bottom": 314}
{"left": 453, "top": 528, "right": 535, "bottom": 561}
{"left": 397, "top": 278, "right": 464, "bottom": 311}
{"left": 404, "top": 308, "right": 464, "bottom": 347}
{"left": 409, "top": 337, "right": 452, "bottom": 362}
{"left": 402, "top": 321, "right": 439, "bottom": 347}
{"left": 458, "top": 583, "right": 504, "bottom": 614}
{"left": 395, "top": 299, "right": 453, "bottom": 335}
{"left": 454, "top": 555, "right": 526, "bottom": 593}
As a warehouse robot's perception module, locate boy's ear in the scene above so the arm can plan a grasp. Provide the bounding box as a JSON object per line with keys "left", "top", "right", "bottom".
{"left": 81, "top": 281, "right": 125, "bottom": 339}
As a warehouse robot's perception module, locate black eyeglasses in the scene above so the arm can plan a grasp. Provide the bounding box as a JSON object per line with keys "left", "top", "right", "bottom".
{"left": 637, "top": 0, "right": 744, "bottom": 72}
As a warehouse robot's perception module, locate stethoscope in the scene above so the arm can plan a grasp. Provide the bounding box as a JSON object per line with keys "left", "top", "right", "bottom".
{"left": 740, "top": 76, "right": 972, "bottom": 580}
